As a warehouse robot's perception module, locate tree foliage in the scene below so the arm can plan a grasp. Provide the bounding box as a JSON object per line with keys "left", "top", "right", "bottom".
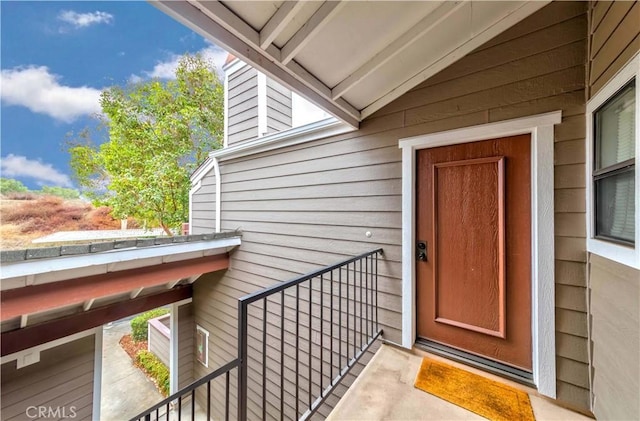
{"left": 67, "top": 54, "right": 224, "bottom": 234}
{"left": 40, "top": 186, "right": 80, "bottom": 199}
{"left": 0, "top": 178, "right": 28, "bottom": 194}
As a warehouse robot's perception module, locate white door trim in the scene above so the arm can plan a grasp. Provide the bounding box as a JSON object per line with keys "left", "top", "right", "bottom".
{"left": 398, "top": 111, "right": 561, "bottom": 398}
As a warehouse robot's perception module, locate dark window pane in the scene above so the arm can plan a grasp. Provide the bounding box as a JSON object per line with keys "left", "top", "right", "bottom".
{"left": 595, "top": 80, "right": 635, "bottom": 170}
{"left": 596, "top": 170, "right": 635, "bottom": 243}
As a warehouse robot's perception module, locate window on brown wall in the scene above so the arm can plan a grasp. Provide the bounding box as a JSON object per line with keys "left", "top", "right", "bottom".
{"left": 587, "top": 54, "right": 639, "bottom": 269}
{"left": 593, "top": 79, "right": 636, "bottom": 244}
{"left": 196, "top": 325, "right": 209, "bottom": 367}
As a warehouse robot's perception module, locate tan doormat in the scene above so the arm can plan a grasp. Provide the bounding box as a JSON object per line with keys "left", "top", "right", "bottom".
{"left": 414, "top": 358, "right": 535, "bottom": 421}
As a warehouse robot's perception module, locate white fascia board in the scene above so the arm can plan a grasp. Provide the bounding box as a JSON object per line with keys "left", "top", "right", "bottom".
{"left": 257, "top": 72, "right": 268, "bottom": 137}
{"left": 191, "top": 158, "right": 215, "bottom": 184}
{"left": 210, "top": 117, "right": 354, "bottom": 161}
{"left": 1, "top": 237, "right": 241, "bottom": 280}
{"left": 212, "top": 158, "right": 221, "bottom": 233}
{"left": 188, "top": 180, "right": 202, "bottom": 232}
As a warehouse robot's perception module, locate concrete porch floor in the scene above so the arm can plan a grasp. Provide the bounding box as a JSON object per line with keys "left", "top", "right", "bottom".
{"left": 327, "top": 344, "right": 594, "bottom": 421}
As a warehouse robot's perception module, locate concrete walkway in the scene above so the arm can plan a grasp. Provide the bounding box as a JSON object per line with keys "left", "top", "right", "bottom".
{"left": 328, "top": 344, "right": 594, "bottom": 421}
{"left": 100, "top": 319, "right": 164, "bottom": 421}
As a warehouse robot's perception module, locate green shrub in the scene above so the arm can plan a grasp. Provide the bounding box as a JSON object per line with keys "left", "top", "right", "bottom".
{"left": 131, "top": 308, "right": 170, "bottom": 342}
{"left": 136, "top": 350, "right": 170, "bottom": 396}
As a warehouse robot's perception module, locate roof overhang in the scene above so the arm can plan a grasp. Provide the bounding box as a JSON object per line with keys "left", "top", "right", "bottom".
{"left": 152, "top": 0, "right": 549, "bottom": 128}
{"left": 0, "top": 233, "right": 241, "bottom": 336}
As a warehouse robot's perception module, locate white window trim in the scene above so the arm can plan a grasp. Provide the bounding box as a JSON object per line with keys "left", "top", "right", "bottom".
{"left": 398, "top": 111, "right": 561, "bottom": 399}
{"left": 196, "top": 325, "right": 209, "bottom": 367}
{"left": 257, "top": 72, "right": 268, "bottom": 137}
{"left": 586, "top": 54, "right": 640, "bottom": 269}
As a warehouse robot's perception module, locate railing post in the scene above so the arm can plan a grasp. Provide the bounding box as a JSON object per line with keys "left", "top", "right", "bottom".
{"left": 238, "top": 300, "right": 248, "bottom": 421}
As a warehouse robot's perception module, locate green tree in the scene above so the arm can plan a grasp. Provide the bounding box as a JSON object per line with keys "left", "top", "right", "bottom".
{"left": 68, "top": 54, "right": 224, "bottom": 234}
{"left": 0, "top": 178, "right": 29, "bottom": 194}
{"left": 40, "top": 186, "right": 81, "bottom": 199}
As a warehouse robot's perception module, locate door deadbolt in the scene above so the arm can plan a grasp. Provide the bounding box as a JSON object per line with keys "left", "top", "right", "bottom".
{"left": 416, "top": 241, "right": 427, "bottom": 261}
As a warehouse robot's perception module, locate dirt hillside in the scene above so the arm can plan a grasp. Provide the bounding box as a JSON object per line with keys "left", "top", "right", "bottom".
{"left": 0, "top": 194, "right": 122, "bottom": 250}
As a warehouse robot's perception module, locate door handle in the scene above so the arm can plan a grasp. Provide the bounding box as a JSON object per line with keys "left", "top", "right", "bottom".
{"left": 416, "top": 241, "right": 427, "bottom": 261}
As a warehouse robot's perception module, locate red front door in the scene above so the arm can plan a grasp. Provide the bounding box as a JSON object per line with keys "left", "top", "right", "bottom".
{"left": 416, "top": 134, "right": 532, "bottom": 371}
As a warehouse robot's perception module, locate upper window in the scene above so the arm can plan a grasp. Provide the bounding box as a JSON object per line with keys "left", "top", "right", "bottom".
{"left": 587, "top": 55, "right": 639, "bottom": 268}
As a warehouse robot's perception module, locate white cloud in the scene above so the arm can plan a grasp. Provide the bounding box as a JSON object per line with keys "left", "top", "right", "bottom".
{"left": 0, "top": 66, "right": 102, "bottom": 123}
{"left": 132, "top": 45, "right": 229, "bottom": 81}
{"left": 58, "top": 10, "right": 113, "bottom": 29}
{"left": 1, "top": 155, "right": 72, "bottom": 187}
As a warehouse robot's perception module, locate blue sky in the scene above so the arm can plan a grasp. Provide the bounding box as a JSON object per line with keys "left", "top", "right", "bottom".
{"left": 1, "top": 1, "right": 229, "bottom": 190}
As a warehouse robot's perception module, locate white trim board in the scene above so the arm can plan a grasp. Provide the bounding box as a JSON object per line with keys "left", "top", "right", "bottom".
{"left": 210, "top": 117, "right": 353, "bottom": 162}
{"left": 92, "top": 328, "right": 103, "bottom": 421}
{"left": 398, "top": 111, "right": 561, "bottom": 399}
{"left": 257, "top": 71, "right": 268, "bottom": 137}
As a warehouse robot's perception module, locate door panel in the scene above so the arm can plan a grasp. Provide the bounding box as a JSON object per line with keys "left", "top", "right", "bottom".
{"left": 416, "top": 135, "right": 532, "bottom": 371}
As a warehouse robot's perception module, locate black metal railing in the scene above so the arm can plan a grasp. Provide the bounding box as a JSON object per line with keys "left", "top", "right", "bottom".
{"left": 131, "top": 248, "right": 383, "bottom": 421}
{"left": 129, "top": 359, "right": 238, "bottom": 421}
{"left": 238, "top": 248, "right": 383, "bottom": 421}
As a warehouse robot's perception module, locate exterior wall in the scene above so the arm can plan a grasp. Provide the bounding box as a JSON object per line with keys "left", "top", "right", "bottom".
{"left": 228, "top": 65, "right": 259, "bottom": 146}
{"left": 191, "top": 172, "right": 216, "bottom": 233}
{"left": 1, "top": 335, "right": 95, "bottom": 421}
{"left": 192, "top": 1, "right": 591, "bottom": 413}
{"left": 266, "top": 78, "right": 292, "bottom": 134}
{"left": 589, "top": 255, "right": 639, "bottom": 420}
{"left": 587, "top": 2, "right": 640, "bottom": 420}
{"left": 588, "top": 1, "right": 640, "bottom": 97}
{"left": 178, "top": 303, "right": 194, "bottom": 389}
{"left": 148, "top": 315, "right": 171, "bottom": 367}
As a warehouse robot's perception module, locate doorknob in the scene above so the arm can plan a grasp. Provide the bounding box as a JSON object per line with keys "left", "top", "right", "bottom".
{"left": 416, "top": 241, "right": 427, "bottom": 261}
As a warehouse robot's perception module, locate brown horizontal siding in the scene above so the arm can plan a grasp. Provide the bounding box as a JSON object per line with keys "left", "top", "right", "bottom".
{"left": 192, "top": 176, "right": 216, "bottom": 233}
{"left": 589, "top": 255, "right": 639, "bottom": 420}
{"left": 149, "top": 322, "right": 170, "bottom": 367}
{"left": 1, "top": 335, "right": 94, "bottom": 421}
{"left": 191, "top": 1, "right": 591, "bottom": 415}
{"left": 589, "top": 0, "right": 640, "bottom": 96}
{"left": 228, "top": 87, "right": 258, "bottom": 111}
{"left": 587, "top": 3, "right": 640, "bottom": 418}
{"left": 228, "top": 66, "right": 259, "bottom": 147}
{"left": 228, "top": 64, "right": 253, "bottom": 84}
{"left": 178, "top": 304, "right": 194, "bottom": 389}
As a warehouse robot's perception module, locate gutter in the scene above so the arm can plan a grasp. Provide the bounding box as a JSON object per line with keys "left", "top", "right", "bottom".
{"left": 210, "top": 117, "right": 354, "bottom": 162}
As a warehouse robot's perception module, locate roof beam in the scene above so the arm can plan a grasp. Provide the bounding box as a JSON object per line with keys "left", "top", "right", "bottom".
{"left": 280, "top": 1, "right": 345, "bottom": 65}
{"left": 154, "top": 0, "right": 360, "bottom": 127}
{"left": 0, "top": 254, "right": 228, "bottom": 321}
{"left": 259, "top": 1, "right": 305, "bottom": 49}
{"left": 194, "top": 0, "right": 263, "bottom": 53}
{"left": 360, "top": 1, "right": 548, "bottom": 119}
{"left": 83, "top": 299, "right": 95, "bottom": 311}
{"left": 192, "top": 0, "right": 358, "bottom": 121}
{"left": 130, "top": 287, "right": 144, "bottom": 299}
{"left": 331, "top": 1, "right": 466, "bottom": 100}
{"left": 1, "top": 285, "right": 192, "bottom": 356}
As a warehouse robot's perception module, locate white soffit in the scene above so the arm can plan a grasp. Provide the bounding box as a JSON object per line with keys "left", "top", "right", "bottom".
{"left": 152, "top": 0, "right": 549, "bottom": 127}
